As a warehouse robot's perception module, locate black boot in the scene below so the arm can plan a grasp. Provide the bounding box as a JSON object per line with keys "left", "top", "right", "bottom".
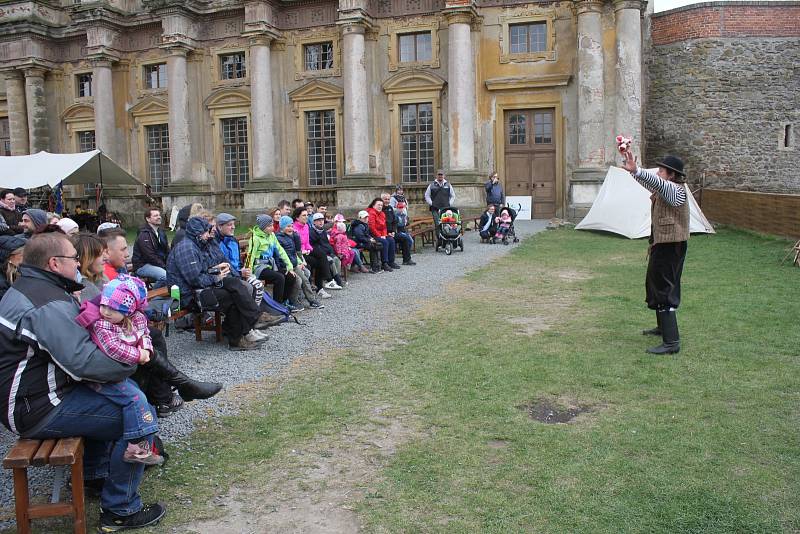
{"left": 147, "top": 350, "right": 223, "bottom": 401}
{"left": 647, "top": 309, "right": 680, "bottom": 355}
{"left": 642, "top": 311, "right": 662, "bottom": 336}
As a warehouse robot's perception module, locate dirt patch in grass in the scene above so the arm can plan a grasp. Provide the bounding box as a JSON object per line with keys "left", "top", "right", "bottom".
{"left": 508, "top": 315, "right": 551, "bottom": 335}
{"left": 555, "top": 269, "right": 594, "bottom": 281}
{"left": 182, "top": 407, "right": 422, "bottom": 534}
{"left": 519, "top": 398, "right": 593, "bottom": 424}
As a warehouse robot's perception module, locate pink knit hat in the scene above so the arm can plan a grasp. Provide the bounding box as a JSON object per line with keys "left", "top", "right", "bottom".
{"left": 100, "top": 274, "right": 148, "bottom": 316}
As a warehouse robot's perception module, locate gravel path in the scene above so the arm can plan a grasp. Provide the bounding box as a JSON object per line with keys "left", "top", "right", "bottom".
{"left": 0, "top": 220, "right": 546, "bottom": 524}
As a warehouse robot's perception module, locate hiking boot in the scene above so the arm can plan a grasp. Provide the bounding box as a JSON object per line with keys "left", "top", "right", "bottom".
{"left": 647, "top": 309, "right": 680, "bottom": 355}
{"left": 382, "top": 263, "right": 393, "bottom": 272}
{"left": 99, "top": 503, "right": 166, "bottom": 532}
{"left": 389, "top": 262, "right": 402, "bottom": 269}
{"left": 245, "top": 330, "right": 269, "bottom": 343}
{"left": 402, "top": 260, "right": 416, "bottom": 266}
{"left": 123, "top": 441, "right": 164, "bottom": 466}
{"left": 229, "top": 338, "right": 261, "bottom": 351}
{"left": 317, "top": 288, "right": 332, "bottom": 299}
{"left": 308, "top": 300, "right": 325, "bottom": 309}
{"left": 155, "top": 394, "right": 184, "bottom": 418}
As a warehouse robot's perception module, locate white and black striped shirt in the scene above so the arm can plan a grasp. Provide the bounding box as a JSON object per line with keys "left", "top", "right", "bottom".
{"left": 633, "top": 167, "right": 687, "bottom": 207}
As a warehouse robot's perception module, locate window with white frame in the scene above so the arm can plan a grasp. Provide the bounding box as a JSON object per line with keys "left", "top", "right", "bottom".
{"left": 143, "top": 63, "right": 167, "bottom": 89}
{"left": 77, "top": 130, "right": 96, "bottom": 195}
{"left": 304, "top": 42, "right": 334, "bottom": 71}
{"left": 400, "top": 103, "right": 434, "bottom": 183}
{"left": 220, "top": 53, "right": 246, "bottom": 80}
{"left": 305, "top": 110, "right": 337, "bottom": 186}
{"left": 399, "top": 32, "right": 432, "bottom": 63}
{"left": 509, "top": 22, "right": 547, "bottom": 54}
{"left": 145, "top": 124, "right": 170, "bottom": 192}
{"left": 77, "top": 73, "right": 93, "bottom": 97}
{"left": 221, "top": 117, "right": 249, "bottom": 189}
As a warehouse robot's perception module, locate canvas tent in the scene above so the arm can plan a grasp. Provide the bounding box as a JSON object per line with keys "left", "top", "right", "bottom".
{"left": 575, "top": 166, "right": 715, "bottom": 239}
{"left": 0, "top": 150, "right": 143, "bottom": 190}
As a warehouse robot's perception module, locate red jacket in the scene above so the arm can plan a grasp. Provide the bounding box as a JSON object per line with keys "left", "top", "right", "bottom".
{"left": 367, "top": 207, "right": 387, "bottom": 238}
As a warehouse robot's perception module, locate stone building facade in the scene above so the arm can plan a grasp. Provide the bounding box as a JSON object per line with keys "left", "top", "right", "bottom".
{"left": 0, "top": 0, "right": 649, "bottom": 220}
{"left": 646, "top": 2, "right": 800, "bottom": 193}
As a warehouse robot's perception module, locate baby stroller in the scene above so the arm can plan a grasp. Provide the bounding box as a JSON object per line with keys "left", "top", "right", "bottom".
{"left": 493, "top": 204, "right": 520, "bottom": 244}
{"left": 435, "top": 207, "right": 464, "bottom": 255}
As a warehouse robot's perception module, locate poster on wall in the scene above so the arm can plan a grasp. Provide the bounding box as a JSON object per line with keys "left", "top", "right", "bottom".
{"left": 506, "top": 196, "right": 532, "bottom": 220}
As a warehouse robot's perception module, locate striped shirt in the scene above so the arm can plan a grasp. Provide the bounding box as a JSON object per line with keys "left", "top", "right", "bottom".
{"left": 633, "top": 167, "right": 687, "bottom": 207}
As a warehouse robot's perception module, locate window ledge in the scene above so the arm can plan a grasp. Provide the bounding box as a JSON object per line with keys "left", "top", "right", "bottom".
{"left": 485, "top": 74, "right": 570, "bottom": 91}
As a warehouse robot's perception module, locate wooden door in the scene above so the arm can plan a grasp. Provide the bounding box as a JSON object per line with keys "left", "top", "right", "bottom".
{"left": 504, "top": 109, "right": 556, "bottom": 219}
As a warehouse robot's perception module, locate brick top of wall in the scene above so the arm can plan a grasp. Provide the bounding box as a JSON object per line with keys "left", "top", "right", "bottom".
{"left": 652, "top": 2, "right": 800, "bottom": 45}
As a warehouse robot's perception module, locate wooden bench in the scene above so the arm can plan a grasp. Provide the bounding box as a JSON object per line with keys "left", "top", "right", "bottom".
{"left": 407, "top": 218, "right": 435, "bottom": 250}
{"left": 147, "top": 287, "right": 223, "bottom": 342}
{"left": 3, "top": 437, "right": 86, "bottom": 534}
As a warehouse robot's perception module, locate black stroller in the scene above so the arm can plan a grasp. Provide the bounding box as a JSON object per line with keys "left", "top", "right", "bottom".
{"left": 435, "top": 207, "right": 464, "bottom": 255}
{"left": 492, "top": 204, "right": 520, "bottom": 244}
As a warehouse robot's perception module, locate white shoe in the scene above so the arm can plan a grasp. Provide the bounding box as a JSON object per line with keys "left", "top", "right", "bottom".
{"left": 324, "top": 280, "right": 343, "bottom": 290}
{"left": 245, "top": 329, "right": 268, "bottom": 343}
{"left": 317, "top": 288, "right": 332, "bottom": 299}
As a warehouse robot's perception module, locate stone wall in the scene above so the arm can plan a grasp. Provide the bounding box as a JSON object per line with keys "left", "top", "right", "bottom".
{"left": 646, "top": 2, "right": 800, "bottom": 193}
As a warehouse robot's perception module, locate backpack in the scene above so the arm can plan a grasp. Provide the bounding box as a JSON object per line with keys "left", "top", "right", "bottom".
{"left": 259, "top": 291, "right": 301, "bottom": 325}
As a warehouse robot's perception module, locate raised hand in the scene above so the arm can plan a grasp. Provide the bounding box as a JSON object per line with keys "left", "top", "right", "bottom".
{"left": 621, "top": 149, "right": 638, "bottom": 174}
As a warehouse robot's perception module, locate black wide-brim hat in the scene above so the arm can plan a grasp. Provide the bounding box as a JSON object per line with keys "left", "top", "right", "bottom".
{"left": 654, "top": 155, "right": 686, "bottom": 177}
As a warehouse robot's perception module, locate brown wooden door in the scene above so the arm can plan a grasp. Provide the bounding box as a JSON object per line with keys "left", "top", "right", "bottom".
{"left": 504, "top": 109, "right": 556, "bottom": 219}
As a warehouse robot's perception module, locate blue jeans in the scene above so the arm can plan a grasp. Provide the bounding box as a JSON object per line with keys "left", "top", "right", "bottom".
{"left": 135, "top": 264, "right": 167, "bottom": 288}
{"left": 376, "top": 236, "right": 396, "bottom": 264}
{"left": 350, "top": 248, "right": 363, "bottom": 266}
{"left": 29, "top": 381, "right": 149, "bottom": 516}
{"left": 87, "top": 381, "right": 158, "bottom": 442}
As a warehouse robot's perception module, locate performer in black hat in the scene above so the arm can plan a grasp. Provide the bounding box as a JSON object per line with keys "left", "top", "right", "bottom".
{"left": 621, "top": 149, "right": 688, "bottom": 355}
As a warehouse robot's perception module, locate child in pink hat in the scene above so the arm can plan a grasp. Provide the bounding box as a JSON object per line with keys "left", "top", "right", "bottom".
{"left": 75, "top": 274, "right": 163, "bottom": 465}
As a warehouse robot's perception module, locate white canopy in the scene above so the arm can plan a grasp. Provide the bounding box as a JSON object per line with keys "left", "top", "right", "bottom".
{"left": 575, "top": 166, "right": 715, "bottom": 239}
{"left": 0, "top": 150, "right": 144, "bottom": 189}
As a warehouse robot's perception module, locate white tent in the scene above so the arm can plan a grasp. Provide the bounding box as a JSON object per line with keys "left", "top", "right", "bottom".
{"left": 575, "top": 166, "right": 715, "bottom": 239}
{"left": 0, "top": 150, "right": 144, "bottom": 189}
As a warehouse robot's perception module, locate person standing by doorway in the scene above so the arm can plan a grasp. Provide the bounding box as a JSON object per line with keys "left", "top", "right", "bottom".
{"left": 485, "top": 172, "right": 505, "bottom": 213}
{"left": 621, "top": 149, "right": 688, "bottom": 355}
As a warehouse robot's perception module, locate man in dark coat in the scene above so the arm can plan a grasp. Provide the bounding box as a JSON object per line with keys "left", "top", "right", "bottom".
{"left": 132, "top": 208, "right": 169, "bottom": 287}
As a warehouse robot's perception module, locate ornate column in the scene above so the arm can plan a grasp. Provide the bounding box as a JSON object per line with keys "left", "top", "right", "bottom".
{"left": 24, "top": 67, "right": 49, "bottom": 153}
{"left": 445, "top": 9, "right": 477, "bottom": 174}
{"left": 249, "top": 35, "right": 278, "bottom": 182}
{"left": 166, "top": 47, "right": 194, "bottom": 184}
{"left": 341, "top": 22, "right": 370, "bottom": 177}
{"left": 3, "top": 71, "right": 29, "bottom": 155}
{"left": 614, "top": 0, "right": 644, "bottom": 158}
{"left": 92, "top": 58, "right": 116, "bottom": 161}
{"left": 576, "top": 0, "right": 605, "bottom": 169}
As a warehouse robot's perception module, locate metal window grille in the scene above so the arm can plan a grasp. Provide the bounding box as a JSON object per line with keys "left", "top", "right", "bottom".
{"left": 220, "top": 53, "right": 246, "bottom": 80}
{"left": 306, "top": 110, "right": 337, "bottom": 186}
{"left": 146, "top": 124, "right": 171, "bottom": 192}
{"left": 144, "top": 63, "right": 167, "bottom": 89}
{"left": 304, "top": 43, "right": 334, "bottom": 71}
{"left": 221, "top": 117, "right": 249, "bottom": 189}
{"left": 77, "top": 130, "right": 96, "bottom": 195}
{"left": 77, "top": 73, "right": 92, "bottom": 97}
{"left": 534, "top": 112, "right": 552, "bottom": 144}
{"left": 400, "top": 103, "right": 434, "bottom": 183}
{"left": 399, "top": 32, "right": 432, "bottom": 63}
{"left": 509, "top": 22, "right": 547, "bottom": 54}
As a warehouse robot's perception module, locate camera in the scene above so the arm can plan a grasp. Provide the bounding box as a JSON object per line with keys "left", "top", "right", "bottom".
{"left": 207, "top": 267, "right": 221, "bottom": 275}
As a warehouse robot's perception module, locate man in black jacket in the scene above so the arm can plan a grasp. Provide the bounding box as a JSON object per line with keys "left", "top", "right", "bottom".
{"left": 0, "top": 232, "right": 166, "bottom": 530}
{"left": 424, "top": 170, "right": 456, "bottom": 241}
{"left": 381, "top": 192, "right": 415, "bottom": 265}
{"left": 132, "top": 208, "right": 169, "bottom": 287}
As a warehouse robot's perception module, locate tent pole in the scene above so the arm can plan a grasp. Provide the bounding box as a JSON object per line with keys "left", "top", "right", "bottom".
{"left": 97, "top": 151, "right": 104, "bottom": 210}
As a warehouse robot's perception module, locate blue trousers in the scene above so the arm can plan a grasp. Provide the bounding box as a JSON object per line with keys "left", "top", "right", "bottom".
{"left": 87, "top": 380, "right": 159, "bottom": 442}
{"left": 29, "top": 381, "right": 151, "bottom": 516}
{"left": 136, "top": 264, "right": 167, "bottom": 288}
{"left": 375, "top": 236, "right": 396, "bottom": 264}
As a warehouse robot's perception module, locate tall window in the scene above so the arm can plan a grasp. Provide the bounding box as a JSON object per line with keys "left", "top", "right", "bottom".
{"left": 77, "top": 73, "right": 93, "bottom": 97}
{"left": 534, "top": 111, "right": 553, "bottom": 144}
{"left": 305, "top": 110, "right": 337, "bottom": 186}
{"left": 143, "top": 63, "right": 167, "bottom": 89}
{"left": 220, "top": 53, "right": 246, "bottom": 80}
{"left": 304, "top": 42, "right": 334, "bottom": 71}
{"left": 77, "top": 130, "right": 96, "bottom": 195}
{"left": 146, "top": 124, "right": 170, "bottom": 192}
{"left": 221, "top": 117, "right": 249, "bottom": 189}
{"left": 0, "top": 118, "right": 9, "bottom": 156}
{"left": 509, "top": 22, "right": 547, "bottom": 54}
{"left": 399, "top": 32, "right": 432, "bottom": 63}
{"left": 400, "top": 103, "right": 434, "bottom": 183}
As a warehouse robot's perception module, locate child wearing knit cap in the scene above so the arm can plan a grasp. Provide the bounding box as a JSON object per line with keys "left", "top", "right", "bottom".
{"left": 75, "top": 274, "right": 163, "bottom": 465}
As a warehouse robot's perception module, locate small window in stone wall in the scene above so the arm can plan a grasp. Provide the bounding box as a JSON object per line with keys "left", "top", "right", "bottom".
{"left": 782, "top": 123, "right": 794, "bottom": 150}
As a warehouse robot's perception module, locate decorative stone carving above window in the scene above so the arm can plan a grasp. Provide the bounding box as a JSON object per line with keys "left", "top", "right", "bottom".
{"left": 292, "top": 29, "right": 342, "bottom": 81}
{"left": 499, "top": 12, "right": 556, "bottom": 63}
{"left": 386, "top": 18, "right": 441, "bottom": 72}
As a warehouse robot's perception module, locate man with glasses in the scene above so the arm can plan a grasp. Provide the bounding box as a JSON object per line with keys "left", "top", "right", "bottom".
{"left": 0, "top": 232, "right": 166, "bottom": 531}
{"left": 424, "top": 169, "right": 456, "bottom": 236}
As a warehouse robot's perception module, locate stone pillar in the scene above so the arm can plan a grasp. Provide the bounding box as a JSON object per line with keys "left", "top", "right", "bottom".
{"left": 342, "top": 23, "right": 370, "bottom": 177}
{"left": 614, "top": 0, "right": 644, "bottom": 158}
{"left": 4, "top": 71, "right": 29, "bottom": 155}
{"left": 23, "top": 67, "right": 49, "bottom": 153}
{"left": 446, "top": 12, "right": 476, "bottom": 173}
{"left": 249, "top": 35, "right": 277, "bottom": 181}
{"left": 166, "top": 47, "right": 194, "bottom": 184}
{"left": 92, "top": 59, "right": 116, "bottom": 160}
{"left": 576, "top": 0, "right": 605, "bottom": 169}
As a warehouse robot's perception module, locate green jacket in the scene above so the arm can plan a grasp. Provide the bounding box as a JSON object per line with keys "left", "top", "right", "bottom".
{"left": 247, "top": 226, "right": 293, "bottom": 273}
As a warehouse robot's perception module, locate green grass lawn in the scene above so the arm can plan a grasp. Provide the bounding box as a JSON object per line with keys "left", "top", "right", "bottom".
{"left": 10, "top": 227, "right": 799, "bottom": 533}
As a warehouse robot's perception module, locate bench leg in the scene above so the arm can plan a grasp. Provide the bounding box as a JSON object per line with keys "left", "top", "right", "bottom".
{"left": 71, "top": 444, "right": 86, "bottom": 534}
{"left": 13, "top": 467, "right": 31, "bottom": 534}
{"left": 214, "top": 312, "right": 223, "bottom": 342}
{"left": 194, "top": 313, "right": 203, "bottom": 342}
